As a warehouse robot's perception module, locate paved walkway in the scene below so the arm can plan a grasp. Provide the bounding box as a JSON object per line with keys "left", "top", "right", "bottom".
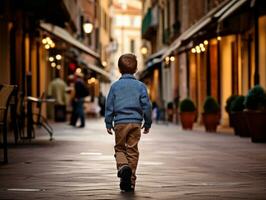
{"left": 1, "top": 119, "right": 266, "bottom": 199}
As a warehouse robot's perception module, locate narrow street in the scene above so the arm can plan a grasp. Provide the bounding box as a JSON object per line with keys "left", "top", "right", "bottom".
{"left": 0, "top": 119, "right": 266, "bottom": 199}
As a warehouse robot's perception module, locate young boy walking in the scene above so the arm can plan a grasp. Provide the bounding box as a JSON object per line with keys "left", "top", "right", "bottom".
{"left": 105, "top": 54, "right": 152, "bottom": 192}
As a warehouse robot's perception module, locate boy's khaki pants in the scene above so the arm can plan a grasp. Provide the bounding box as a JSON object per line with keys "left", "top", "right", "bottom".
{"left": 114, "top": 123, "right": 141, "bottom": 186}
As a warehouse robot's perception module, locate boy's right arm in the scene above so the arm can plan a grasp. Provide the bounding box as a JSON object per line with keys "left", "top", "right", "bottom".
{"left": 105, "top": 87, "right": 115, "bottom": 133}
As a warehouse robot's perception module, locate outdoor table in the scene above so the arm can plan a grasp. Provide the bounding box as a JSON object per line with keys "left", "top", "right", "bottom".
{"left": 26, "top": 96, "right": 55, "bottom": 140}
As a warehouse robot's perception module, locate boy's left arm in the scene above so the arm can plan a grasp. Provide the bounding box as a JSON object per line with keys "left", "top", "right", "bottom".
{"left": 140, "top": 85, "right": 152, "bottom": 133}
{"left": 105, "top": 87, "right": 115, "bottom": 134}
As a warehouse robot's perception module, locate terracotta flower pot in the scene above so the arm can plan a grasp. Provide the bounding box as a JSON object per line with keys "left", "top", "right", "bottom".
{"left": 244, "top": 110, "right": 266, "bottom": 143}
{"left": 230, "top": 111, "right": 250, "bottom": 137}
{"left": 202, "top": 113, "right": 220, "bottom": 132}
{"left": 180, "top": 112, "right": 196, "bottom": 130}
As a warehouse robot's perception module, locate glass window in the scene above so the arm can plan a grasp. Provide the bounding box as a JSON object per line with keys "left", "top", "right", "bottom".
{"left": 130, "top": 39, "right": 135, "bottom": 53}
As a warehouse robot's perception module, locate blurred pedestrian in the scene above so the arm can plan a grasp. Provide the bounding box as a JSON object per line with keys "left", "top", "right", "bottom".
{"left": 67, "top": 75, "right": 76, "bottom": 125}
{"left": 98, "top": 92, "right": 106, "bottom": 117}
{"left": 105, "top": 53, "right": 152, "bottom": 192}
{"left": 152, "top": 101, "right": 159, "bottom": 123}
{"left": 70, "top": 71, "right": 89, "bottom": 128}
{"left": 47, "top": 70, "right": 67, "bottom": 121}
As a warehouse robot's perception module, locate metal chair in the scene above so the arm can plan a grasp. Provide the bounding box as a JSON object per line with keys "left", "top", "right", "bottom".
{"left": 26, "top": 93, "right": 54, "bottom": 141}
{"left": 16, "top": 91, "right": 26, "bottom": 140}
{"left": 0, "top": 84, "right": 17, "bottom": 164}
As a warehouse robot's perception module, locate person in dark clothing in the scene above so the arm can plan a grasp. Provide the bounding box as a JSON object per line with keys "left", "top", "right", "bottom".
{"left": 70, "top": 72, "right": 89, "bottom": 128}
{"left": 98, "top": 92, "right": 106, "bottom": 117}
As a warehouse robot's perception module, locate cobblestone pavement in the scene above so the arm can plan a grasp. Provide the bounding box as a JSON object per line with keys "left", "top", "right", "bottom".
{"left": 1, "top": 118, "right": 266, "bottom": 199}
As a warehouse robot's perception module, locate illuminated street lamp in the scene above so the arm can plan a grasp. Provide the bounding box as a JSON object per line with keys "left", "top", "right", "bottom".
{"left": 191, "top": 48, "right": 196, "bottom": 53}
{"left": 49, "top": 57, "right": 54, "bottom": 62}
{"left": 102, "top": 61, "right": 107, "bottom": 67}
{"left": 51, "top": 62, "right": 56, "bottom": 68}
{"left": 170, "top": 56, "right": 175, "bottom": 62}
{"left": 83, "top": 21, "right": 93, "bottom": 34}
{"left": 56, "top": 54, "right": 62, "bottom": 60}
{"left": 140, "top": 46, "right": 148, "bottom": 55}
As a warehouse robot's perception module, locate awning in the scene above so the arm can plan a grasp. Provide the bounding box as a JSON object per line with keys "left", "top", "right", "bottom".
{"left": 218, "top": 0, "right": 248, "bottom": 22}
{"left": 145, "top": 47, "right": 166, "bottom": 68}
{"left": 40, "top": 22, "right": 100, "bottom": 59}
{"left": 213, "top": 0, "right": 239, "bottom": 18}
{"left": 80, "top": 54, "right": 111, "bottom": 81}
{"left": 162, "top": 0, "right": 237, "bottom": 58}
{"left": 146, "top": 47, "right": 167, "bottom": 62}
{"left": 138, "top": 48, "right": 165, "bottom": 80}
{"left": 162, "top": 16, "right": 212, "bottom": 58}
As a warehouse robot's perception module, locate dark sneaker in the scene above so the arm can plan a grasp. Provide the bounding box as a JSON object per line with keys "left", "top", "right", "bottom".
{"left": 117, "top": 165, "right": 132, "bottom": 191}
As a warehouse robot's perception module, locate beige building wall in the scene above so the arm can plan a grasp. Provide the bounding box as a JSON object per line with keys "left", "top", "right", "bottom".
{"left": 112, "top": 0, "right": 142, "bottom": 81}
{"left": 220, "top": 35, "right": 235, "bottom": 126}
{"left": 100, "top": 0, "right": 111, "bottom": 68}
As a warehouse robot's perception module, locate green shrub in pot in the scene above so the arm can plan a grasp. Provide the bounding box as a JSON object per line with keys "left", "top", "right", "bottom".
{"left": 225, "top": 95, "right": 238, "bottom": 113}
{"left": 180, "top": 98, "right": 196, "bottom": 112}
{"left": 202, "top": 96, "right": 220, "bottom": 132}
{"left": 230, "top": 95, "right": 250, "bottom": 137}
{"left": 179, "top": 98, "right": 197, "bottom": 130}
{"left": 244, "top": 85, "right": 266, "bottom": 142}
{"left": 203, "top": 96, "right": 220, "bottom": 114}
{"left": 230, "top": 95, "right": 245, "bottom": 112}
{"left": 225, "top": 95, "right": 238, "bottom": 127}
{"left": 244, "top": 85, "right": 266, "bottom": 110}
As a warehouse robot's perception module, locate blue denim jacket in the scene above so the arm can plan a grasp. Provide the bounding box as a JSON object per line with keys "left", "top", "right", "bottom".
{"left": 105, "top": 74, "right": 152, "bottom": 129}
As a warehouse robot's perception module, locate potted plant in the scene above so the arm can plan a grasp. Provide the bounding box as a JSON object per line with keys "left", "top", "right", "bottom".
{"left": 225, "top": 95, "right": 238, "bottom": 127}
{"left": 244, "top": 85, "right": 266, "bottom": 142}
{"left": 179, "top": 98, "right": 196, "bottom": 130}
{"left": 230, "top": 95, "right": 250, "bottom": 137}
{"left": 202, "top": 96, "right": 220, "bottom": 132}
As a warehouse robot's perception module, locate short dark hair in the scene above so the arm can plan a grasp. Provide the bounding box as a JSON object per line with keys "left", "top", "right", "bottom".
{"left": 118, "top": 54, "right": 137, "bottom": 74}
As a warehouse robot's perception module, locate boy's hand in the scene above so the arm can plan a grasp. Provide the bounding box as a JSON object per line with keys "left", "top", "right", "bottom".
{"left": 107, "top": 128, "right": 113, "bottom": 135}
{"left": 141, "top": 126, "right": 150, "bottom": 134}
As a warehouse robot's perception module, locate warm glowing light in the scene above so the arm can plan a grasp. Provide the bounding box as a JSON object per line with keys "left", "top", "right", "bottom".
{"left": 46, "top": 37, "right": 52, "bottom": 42}
{"left": 88, "top": 77, "right": 96, "bottom": 84}
{"left": 196, "top": 46, "right": 200, "bottom": 51}
{"left": 49, "top": 57, "right": 54, "bottom": 62}
{"left": 76, "top": 68, "right": 82, "bottom": 74}
{"left": 199, "top": 43, "right": 204, "bottom": 48}
{"left": 191, "top": 48, "right": 196, "bottom": 53}
{"left": 204, "top": 40, "right": 208, "bottom": 45}
{"left": 196, "top": 48, "right": 201, "bottom": 53}
{"left": 201, "top": 47, "right": 206, "bottom": 52}
{"left": 51, "top": 62, "right": 56, "bottom": 68}
{"left": 47, "top": 40, "right": 53, "bottom": 45}
{"left": 165, "top": 56, "right": 170, "bottom": 62}
{"left": 42, "top": 38, "right": 47, "bottom": 44}
{"left": 56, "top": 54, "right": 62, "bottom": 60}
{"left": 141, "top": 46, "right": 148, "bottom": 55}
{"left": 50, "top": 43, "right": 55, "bottom": 48}
{"left": 217, "top": 36, "right": 222, "bottom": 41}
{"left": 56, "top": 65, "right": 61, "bottom": 70}
{"left": 83, "top": 22, "right": 93, "bottom": 34}
{"left": 102, "top": 61, "right": 107, "bottom": 67}
{"left": 45, "top": 44, "right": 50, "bottom": 49}
{"left": 170, "top": 56, "right": 175, "bottom": 62}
